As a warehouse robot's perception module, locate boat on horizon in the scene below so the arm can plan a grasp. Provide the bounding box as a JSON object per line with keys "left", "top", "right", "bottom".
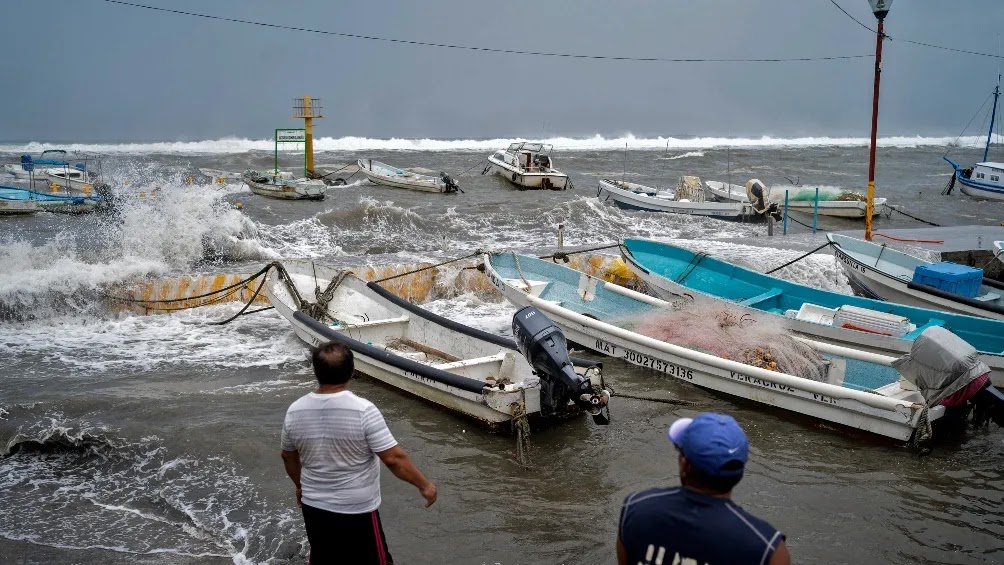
{"left": 264, "top": 260, "right": 610, "bottom": 430}
{"left": 618, "top": 237, "right": 1004, "bottom": 388}
{"left": 482, "top": 251, "right": 1004, "bottom": 441}
{"left": 944, "top": 74, "right": 1004, "bottom": 201}
{"left": 486, "top": 142, "right": 569, "bottom": 190}
{"left": 357, "top": 159, "right": 460, "bottom": 193}
{"left": 828, "top": 233, "right": 1004, "bottom": 319}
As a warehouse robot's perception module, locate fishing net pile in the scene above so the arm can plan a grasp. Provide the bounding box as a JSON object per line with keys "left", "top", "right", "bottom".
{"left": 787, "top": 188, "right": 866, "bottom": 202}
{"left": 627, "top": 299, "right": 827, "bottom": 381}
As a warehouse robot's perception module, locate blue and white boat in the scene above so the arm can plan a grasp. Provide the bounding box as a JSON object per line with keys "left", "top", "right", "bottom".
{"left": 3, "top": 150, "right": 70, "bottom": 181}
{"left": 828, "top": 233, "right": 1004, "bottom": 320}
{"left": 481, "top": 252, "right": 1004, "bottom": 441}
{"left": 0, "top": 185, "right": 101, "bottom": 214}
{"left": 618, "top": 238, "right": 1004, "bottom": 387}
{"left": 944, "top": 76, "right": 1004, "bottom": 201}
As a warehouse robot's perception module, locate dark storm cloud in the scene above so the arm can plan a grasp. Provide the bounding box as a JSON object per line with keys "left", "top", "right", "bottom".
{"left": 2, "top": 0, "right": 1001, "bottom": 141}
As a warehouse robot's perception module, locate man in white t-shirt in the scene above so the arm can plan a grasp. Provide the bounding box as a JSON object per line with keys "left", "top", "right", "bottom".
{"left": 281, "top": 342, "right": 437, "bottom": 564}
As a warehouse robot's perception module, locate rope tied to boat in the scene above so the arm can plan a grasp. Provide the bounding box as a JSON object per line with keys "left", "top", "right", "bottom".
{"left": 372, "top": 250, "right": 486, "bottom": 283}
{"left": 674, "top": 252, "right": 710, "bottom": 283}
{"left": 764, "top": 242, "right": 834, "bottom": 275}
{"left": 510, "top": 394, "right": 531, "bottom": 467}
{"left": 511, "top": 252, "right": 532, "bottom": 292}
{"left": 883, "top": 205, "right": 941, "bottom": 227}
{"left": 910, "top": 406, "right": 933, "bottom": 454}
{"left": 304, "top": 269, "right": 352, "bottom": 324}
{"left": 541, "top": 242, "right": 620, "bottom": 263}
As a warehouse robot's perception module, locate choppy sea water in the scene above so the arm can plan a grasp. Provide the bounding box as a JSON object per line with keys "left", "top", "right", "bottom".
{"left": 1, "top": 137, "right": 1003, "bottom": 564}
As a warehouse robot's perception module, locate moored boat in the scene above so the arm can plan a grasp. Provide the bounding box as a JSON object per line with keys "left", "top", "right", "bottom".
{"left": 486, "top": 142, "right": 569, "bottom": 190}
{"left": 357, "top": 159, "right": 459, "bottom": 193}
{"left": 3, "top": 150, "right": 70, "bottom": 181}
{"left": 597, "top": 178, "right": 777, "bottom": 222}
{"left": 482, "top": 252, "right": 1004, "bottom": 441}
{"left": 264, "top": 260, "right": 610, "bottom": 430}
{"left": 618, "top": 237, "right": 1004, "bottom": 387}
{"left": 828, "top": 233, "right": 1004, "bottom": 319}
{"left": 241, "top": 170, "right": 325, "bottom": 200}
{"left": 705, "top": 180, "right": 885, "bottom": 219}
{"left": 944, "top": 76, "right": 1004, "bottom": 201}
{"left": 0, "top": 185, "right": 101, "bottom": 214}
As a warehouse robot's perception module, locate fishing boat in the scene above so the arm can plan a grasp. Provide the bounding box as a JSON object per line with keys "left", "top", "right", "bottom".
{"left": 482, "top": 252, "right": 1004, "bottom": 441}
{"left": 241, "top": 170, "right": 325, "bottom": 200}
{"left": 828, "top": 233, "right": 1004, "bottom": 319}
{"left": 357, "top": 159, "right": 459, "bottom": 193}
{"left": 618, "top": 238, "right": 1004, "bottom": 387}
{"left": 264, "top": 260, "right": 610, "bottom": 430}
{"left": 0, "top": 185, "right": 101, "bottom": 214}
{"left": 944, "top": 76, "right": 1004, "bottom": 201}
{"left": 597, "top": 178, "right": 778, "bottom": 222}
{"left": 705, "top": 181, "right": 886, "bottom": 219}
{"left": 3, "top": 150, "right": 70, "bottom": 181}
{"left": 0, "top": 199, "right": 41, "bottom": 215}
{"left": 486, "top": 142, "right": 569, "bottom": 190}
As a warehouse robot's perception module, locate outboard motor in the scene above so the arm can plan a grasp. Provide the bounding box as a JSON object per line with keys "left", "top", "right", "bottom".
{"left": 512, "top": 306, "right": 610, "bottom": 424}
{"left": 745, "top": 178, "right": 782, "bottom": 222}
{"left": 440, "top": 172, "right": 459, "bottom": 193}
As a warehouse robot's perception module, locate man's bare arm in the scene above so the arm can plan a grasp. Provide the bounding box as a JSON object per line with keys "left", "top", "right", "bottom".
{"left": 377, "top": 445, "right": 437, "bottom": 507}
{"left": 769, "top": 539, "right": 791, "bottom": 565}
{"left": 280, "top": 449, "right": 302, "bottom": 506}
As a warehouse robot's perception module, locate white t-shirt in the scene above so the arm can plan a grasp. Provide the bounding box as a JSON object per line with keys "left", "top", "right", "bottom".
{"left": 281, "top": 390, "right": 398, "bottom": 514}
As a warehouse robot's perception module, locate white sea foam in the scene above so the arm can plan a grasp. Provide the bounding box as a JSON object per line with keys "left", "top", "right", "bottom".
{"left": 662, "top": 150, "right": 706, "bottom": 160}
{"left": 2, "top": 133, "right": 990, "bottom": 154}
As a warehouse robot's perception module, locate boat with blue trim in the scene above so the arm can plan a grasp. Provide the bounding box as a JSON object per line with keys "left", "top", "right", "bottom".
{"left": 2, "top": 150, "right": 69, "bottom": 181}
{"left": 0, "top": 185, "right": 101, "bottom": 214}
{"left": 618, "top": 237, "right": 1004, "bottom": 387}
{"left": 944, "top": 75, "right": 1004, "bottom": 201}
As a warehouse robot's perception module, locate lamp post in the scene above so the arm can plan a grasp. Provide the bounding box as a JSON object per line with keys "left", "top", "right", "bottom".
{"left": 865, "top": 0, "right": 892, "bottom": 241}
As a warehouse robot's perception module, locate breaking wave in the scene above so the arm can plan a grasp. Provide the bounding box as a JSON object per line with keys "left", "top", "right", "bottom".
{"left": 2, "top": 133, "right": 989, "bottom": 154}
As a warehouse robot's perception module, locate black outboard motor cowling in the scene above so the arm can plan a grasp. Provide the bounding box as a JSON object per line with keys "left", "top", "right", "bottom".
{"left": 512, "top": 306, "right": 609, "bottom": 423}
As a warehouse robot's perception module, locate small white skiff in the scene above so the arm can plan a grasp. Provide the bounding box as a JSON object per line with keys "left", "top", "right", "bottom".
{"left": 242, "top": 170, "right": 325, "bottom": 200}
{"left": 357, "top": 159, "right": 459, "bottom": 193}
{"left": 597, "top": 179, "right": 767, "bottom": 221}
{"left": 264, "top": 260, "right": 609, "bottom": 430}
{"left": 486, "top": 142, "right": 569, "bottom": 190}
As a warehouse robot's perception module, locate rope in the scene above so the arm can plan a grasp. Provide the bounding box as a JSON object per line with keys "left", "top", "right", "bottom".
{"left": 455, "top": 159, "right": 487, "bottom": 177}
{"left": 316, "top": 162, "right": 354, "bottom": 180}
{"left": 305, "top": 269, "right": 352, "bottom": 323}
{"left": 372, "top": 250, "right": 484, "bottom": 283}
{"left": 873, "top": 233, "right": 944, "bottom": 244}
{"left": 611, "top": 391, "right": 696, "bottom": 406}
{"left": 540, "top": 242, "right": 620, "bottom": 262}
{"left": 104, "top": 263, "right": 277, "bottom": 305}
{"left": 511, "top": 252, "right": 531, "bottom": 291}
{"left": 211, "top": 274, "right": 270, "bottom": 325}
{"left": 674, "top": 252, "right": 709, "bottom": 283}
{"left": 764, "top": 242, "right": 833, "bottom": 275}
{"left": 510, "top": 396, "right": 531, "bottom": 467}
{"left": 884, "top": 205, "right": 941, "bottom": 227}
{"left": 910, "top": 407, "right": 933, "bottom": 454}
{"left": 785, "top": 214, "right": 827, "bottom": 232}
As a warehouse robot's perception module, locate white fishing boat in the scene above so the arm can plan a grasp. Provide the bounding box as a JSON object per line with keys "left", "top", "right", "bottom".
{"left": 486, "top": 142, "right": 569, "bottom": 190}
{"left": 597, "top": 178, "right": 777, "bottom": 222}
{"left": 43, "top": 166, "right": 103, "bottom": 193}
{"left": 264, "top": 260, "right": 609, "bottom": 430}
{"left": 828, "top": 233, "right": 1004, "bottom": 320}
{"left": 483, "top": 252, "right": 1004, "bottom": 441}
{"left": 705, "top": 180, "right": 885, "bottom": 219}
{"left": 944, "top": 76, "right": 1004, "bottom": 201}
{"left": 357, "top": 159, "right": 459, "bottom": 193}
{"left": 241, "top": 170, "right": 325, "bottom": 200}
{"left": 3, "top": 150, "right": 70, "bottom": 181}
{"left": 198, "top": 168, "right": 243, "bottom": 185}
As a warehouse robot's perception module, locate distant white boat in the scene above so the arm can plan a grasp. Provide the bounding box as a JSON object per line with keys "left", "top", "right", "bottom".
{"left": 486, "top": 142, "right": 569, "bottom": 190}
{"left": 241, "top": 170, "right": 325, "bottom": 200}
{"left": 705, "top": 180, "right": 885, "bottom": 219}
{"left": 944, "top": 76, "right": 1004, "bottom": 201}
{"left": 597, "top": 177, "right": 779, "bottom": 222}
{"left": 357, "top": 159, "right": 459, "bottom": 193}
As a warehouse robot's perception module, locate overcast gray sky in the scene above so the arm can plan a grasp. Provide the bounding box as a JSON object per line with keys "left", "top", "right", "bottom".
{"left": 2, "top": 0, "right": 1002, "bottom": 141}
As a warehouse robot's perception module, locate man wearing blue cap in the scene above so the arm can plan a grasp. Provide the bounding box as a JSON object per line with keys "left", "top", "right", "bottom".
{"left": 617, "top": 413, "right": 790, "bottom": 565}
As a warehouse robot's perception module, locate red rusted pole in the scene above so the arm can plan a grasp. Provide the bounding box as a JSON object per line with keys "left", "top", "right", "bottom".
{"left": 865, "top": 17, "right": 885, "bottom": 241}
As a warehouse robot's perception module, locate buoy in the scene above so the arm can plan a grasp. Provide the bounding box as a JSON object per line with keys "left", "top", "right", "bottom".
{"left": 234, "top": 201, "right": 244, "bottom": 210}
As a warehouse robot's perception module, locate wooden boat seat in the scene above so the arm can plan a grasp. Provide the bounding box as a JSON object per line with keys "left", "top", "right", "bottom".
{"left": 903, "top": 318, "right": 945, "bottom": 340}
{"left": 738, "top": 287, "right": 783, "bottom": 307}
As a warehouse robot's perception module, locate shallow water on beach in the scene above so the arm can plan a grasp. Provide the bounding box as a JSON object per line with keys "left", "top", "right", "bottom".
{"left": 1, "top": 142, "right": 1003, "bottom": 564}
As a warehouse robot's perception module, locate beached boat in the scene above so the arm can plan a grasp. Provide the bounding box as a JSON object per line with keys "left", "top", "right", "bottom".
{"left": 618, "top": 238, "right": 1004, "bottom": 387}
{"left": 597, "top": 178, "right": 776, "bottom": 222}
{"left": 0, "top": 198, "right": 41, "bottom": 215}
{"left": 0, "top": 185, "right": 101, "bottom": 214}
{"left": 828, "top": 233, "right": 1004, "bottom": 319}
{"left": 944, "top": 77, "right": 1004, "bottom": 201}
{"left": 264, "top": 260, "right": 610, "bottom": 429}
{"left": 3, "top": 150, "right": 70, "bottom": 181}
{"left": 486, "top": 142, "right": 569, "bottom": 190}
{"left": 357, "top": 159, "right": 459, "bottom": 193}
{"left": 482, "top": 252, "right": 1004, "bottom": 441}
{"left": 705, "top": 181, "right": 886, "bottom": 219}
{"left": 241, "top": 170, "right": 325, "bottom": 200}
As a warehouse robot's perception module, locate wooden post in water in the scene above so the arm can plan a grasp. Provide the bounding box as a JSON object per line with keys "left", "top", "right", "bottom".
{"left": 865, "top": 1, "right": 892, "bottom": 241}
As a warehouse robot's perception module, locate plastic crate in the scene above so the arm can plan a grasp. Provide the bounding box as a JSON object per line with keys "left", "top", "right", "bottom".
{"left": 911, "top": 262, "right": 982, "bottom": 299}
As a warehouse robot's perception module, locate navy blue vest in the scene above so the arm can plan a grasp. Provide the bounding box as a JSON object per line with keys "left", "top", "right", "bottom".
{"left": 619, "top": 487, "right": 784, "bottom": 565}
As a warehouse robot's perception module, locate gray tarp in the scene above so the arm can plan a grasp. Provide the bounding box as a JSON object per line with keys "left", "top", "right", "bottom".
{"left": 891, "top": 326, "right": 990, "bottom": 407}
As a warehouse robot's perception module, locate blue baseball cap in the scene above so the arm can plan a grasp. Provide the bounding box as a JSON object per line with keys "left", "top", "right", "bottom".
{"left": 668, "top": 413, "right": 749, "bottom": 478}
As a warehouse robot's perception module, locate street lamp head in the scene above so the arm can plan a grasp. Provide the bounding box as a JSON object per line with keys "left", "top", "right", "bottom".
{"left": 868, "top": 0, "right": 893, "bottom": 19}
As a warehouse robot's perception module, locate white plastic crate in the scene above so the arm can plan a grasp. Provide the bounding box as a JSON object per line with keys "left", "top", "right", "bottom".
{"left": 833, "top": 305, "right": 915, "bottom": 337}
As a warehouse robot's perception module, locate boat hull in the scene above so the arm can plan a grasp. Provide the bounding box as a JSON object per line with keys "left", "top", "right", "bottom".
{"left": 0, "top": 199, "right": 40, "bottom": 215}
{"left": 597, "top": 179, "right": 756, "bottom": 221}
{"left": 957, "top": 173, "right": 1004, "bottom": 201}
{"left": 245, "top": 179, "right": 324, "bottom": 200}
{"left": 619, "top": 239, "right": 1004, "bottom": 388}
{"left": 357, "top": 160, "right": 452, "bottom": 193}
{"left": 487, "top": 156, "right": 568, "bottom": 190}
{"left": 483, "top": 253, "right": 931, "bottom": 441}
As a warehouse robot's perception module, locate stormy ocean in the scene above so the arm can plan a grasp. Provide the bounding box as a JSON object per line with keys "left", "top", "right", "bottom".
{"left": 1, "top": 135, "right": 1002, "bottom": 564}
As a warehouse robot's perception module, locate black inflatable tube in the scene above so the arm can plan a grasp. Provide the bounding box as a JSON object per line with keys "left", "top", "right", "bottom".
{"left": 365, "top": 282, "right": 601, "bottom": 370}
{"left": 293, "top": 311, "right": 490, "bottom": 394}
{"left": 906, "top": 281, "right": 1004, "bottom": 316}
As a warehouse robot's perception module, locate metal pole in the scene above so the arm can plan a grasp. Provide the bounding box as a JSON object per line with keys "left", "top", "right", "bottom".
{"left": 274, "top": 128, "right": 279, "bottom": 175}
{"left": 813, "top": 187, "right": 819, "bottom": 234}
{"left": 865, "top": 17, "right": 885, "bottom": 241}
{"left": 304, "top": 96, "right": 315, "bottom": 177}
{"left": 783, "top": 189, "right": 789, "bottom": 235}
{"left": 557, "top": 223, "right": 565, "bottom": 250}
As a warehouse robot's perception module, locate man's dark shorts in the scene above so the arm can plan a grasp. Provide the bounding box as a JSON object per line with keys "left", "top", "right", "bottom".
{"left": 302, "top": 504, "right": 393, "bottom": 565}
